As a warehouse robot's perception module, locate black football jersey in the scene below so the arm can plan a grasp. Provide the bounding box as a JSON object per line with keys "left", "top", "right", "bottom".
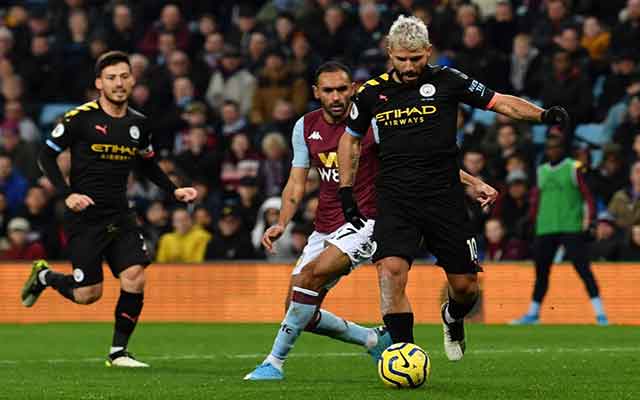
{"left": 346, "top": 65, "right": 496, "bottom": 199}
{"left": 45, "top": 100, "right": 155, "bottom": 217}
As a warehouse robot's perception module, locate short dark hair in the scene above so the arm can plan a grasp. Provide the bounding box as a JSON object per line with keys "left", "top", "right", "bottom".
{"left": 95, "top": 50, "right": 131, "bottom": 77}
{"left": 314, "top": 61, "right": 352, "bottom": 84}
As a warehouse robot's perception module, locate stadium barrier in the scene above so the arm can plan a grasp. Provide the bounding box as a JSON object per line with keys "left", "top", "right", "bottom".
{"left": 1, "top": 263, "right": 638, "bottom": 325}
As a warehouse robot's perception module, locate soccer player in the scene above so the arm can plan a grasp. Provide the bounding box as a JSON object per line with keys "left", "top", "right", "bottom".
{"left": 244, "top": 61, "right": 391, "bottom": 381}
{"left": 20, "top": 51, "right": 197, "bottom": 367}
{"left": 338, "top": 15, "right": 569, "bottom": 361}
{"left": 244, "top": 61, "right": 498, "bottom": 381}
{"left": 512, "top": 135, "right": 608, "bottom": 325}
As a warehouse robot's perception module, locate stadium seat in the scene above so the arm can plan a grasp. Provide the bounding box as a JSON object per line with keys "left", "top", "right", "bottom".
{"left": 531, "top": 124, "right": 547, "bottom": 145}
{"left": 575, "top": 124, "right": 607, "bottom": 146}
{"left": 39, "top": 103, "right": 78, "bottom": 131}
{"left": 471, "top": 108, "right": 496, "bottom": 126}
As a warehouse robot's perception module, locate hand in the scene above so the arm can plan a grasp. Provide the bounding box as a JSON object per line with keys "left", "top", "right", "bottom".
{"left": 65, "top": 193, "right": 95, "bottom": 212}
{"left": 174, "top": 187, "right": 198, "bottom": 202}
{"left": 339, "top": 187, "right": 365, "bottom": 229}
{"left": 541, "top": 106, "right": 570, "bottom": 132}
{"left": 472, "top": 181, "right": 499, "bottom": 208}
{"left": 262, "top": 224, "right": 285, "bottom": 254}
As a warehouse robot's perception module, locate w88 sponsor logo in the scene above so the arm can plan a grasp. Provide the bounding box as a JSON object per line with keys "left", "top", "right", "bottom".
{"left": 318, "top": 167, "right": 340, "bottom": 183}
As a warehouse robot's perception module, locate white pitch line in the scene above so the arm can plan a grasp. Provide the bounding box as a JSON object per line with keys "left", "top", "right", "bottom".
{"left": 0, "top": 347, "right": 639, "bottom": 365}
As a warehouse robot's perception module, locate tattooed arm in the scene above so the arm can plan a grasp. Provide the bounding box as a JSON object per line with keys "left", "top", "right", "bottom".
{"left": 337, "top": 130, "right": 362, "bottom": 188}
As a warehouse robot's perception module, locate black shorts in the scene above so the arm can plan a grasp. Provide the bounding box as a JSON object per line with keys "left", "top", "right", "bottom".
{"left": 65, "top": 211, "right": 150, "bottom": 287}
{"left": 372, "top": 184, "right": 482, "bottom": 274}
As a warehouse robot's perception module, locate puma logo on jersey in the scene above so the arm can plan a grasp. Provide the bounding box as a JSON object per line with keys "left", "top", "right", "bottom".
{"left": 95, "top": 124, "right": 108, "bottom": 135}
{"left": 379, "top": 94, "right": 388, "bottom": 102}
{"left": 308, "top": 131, "right": 323, "bottom": 140}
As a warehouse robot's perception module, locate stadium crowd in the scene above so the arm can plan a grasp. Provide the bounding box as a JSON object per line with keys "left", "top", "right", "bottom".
{"left": 0, "top": 0, "right": 639, "bottom": 263}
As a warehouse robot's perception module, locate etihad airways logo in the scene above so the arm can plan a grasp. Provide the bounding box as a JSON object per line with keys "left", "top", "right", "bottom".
{"left": 375, "top": 105, "right": 437, "bottom": 127}
{"left": 91, "top": 143, "right": 137, "bottom": 161}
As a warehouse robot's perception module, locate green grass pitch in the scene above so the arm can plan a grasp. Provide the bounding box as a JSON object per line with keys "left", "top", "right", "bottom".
{"left": 1, "top": 323, "right": 638, "bottom": 399}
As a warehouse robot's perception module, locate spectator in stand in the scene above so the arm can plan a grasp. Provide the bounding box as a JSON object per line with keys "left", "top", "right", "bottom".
{"left": 198, "top": 32, "right": 225, "bottom": 72}
{"left": 220, "top": 99, "right": 251, "bottom": 138}
{"left": 205, "top": 204, "right": 257, "bottom": 260}
{"left": 189, "top": 13, "right": 219, "bottom": 57}
{"left": 59, "top": 9, "right": 91, "bottom": 68}
{"left": 608, "top": 160, "right": 640, "bottom": 229}
{"left": 610, "top": 0, "right": 640, "bottom": 56}
{"left": 141, "top": 200, "right": 170, "bottom": 261}
{"left": 139, "top": 3, "right": 191, "bottom": 57}
{"left": 492, "top": 170, "right": 531, "bottom": 240}
{"left": 463, "top": 148, "right": 493, "bottom": 183}
{"left": 227, "top": 4, "right": 260, "bottom": 51}
{"left": 539, "top": 50, "right": 593, "bottom": 131}
{"left": 485, "top": 0, "right": 520, "bottom": 56}
{"left": 220, "top": 132, "right": 260, "bottom": 190}
{"left": 20, "top": 34, "right": 62, "bottom": 103}
{"left": 156, "top": 208, "right": 211, "bottom": 263}
{"left": 482, "top": 218, "right": 529, "bottom": 261}
{"left": 0, "top": 153, "right": 27, "bottom": 214}
{"left": 580, "top": 16, "right": 611, "bottom": 72}
{"left": 273, "top": 12, "right": 296, "bottom": 58}
{"left": 258, "top": 132, "right": 290, "bottom": 198}
{"left": 591, "top": 144, "right": 628, "bottom": 205}
{"left": 250, "top": 49, "right": 308, "bottom": 125}
{"left": 613, "top": 95, "right": 640, "bottom": 153}
{"left": 256, "top": 99, "right": 296, "bottom": 148}
{"left": 509, "top": 33, "right": 544, "bottom": 98}
{"left": 620, "top": 223, "right": 640, "bottom": 260}
{"left": 553, "top": 26, "right": 591, "bottom": 75}
{"left": 175, "top": 125, "right": 220, "bottom": 188}
{"left": 245, "top": 31, "right": 269, "bottom": 74}
{"left": 588, "top": 211, "right": 622, "bottom": 261}
{"left": 454, "top": 25, "right": 510, "bottom": 93}
{"left": 206, "top": 45, "right": 256, "bottom": 116}
{"left": 488, "top": 123, "right": 529, "bottom": 182}
{"left": 251, "top": 197, "right": 293, "bottom": 260}
{"left": 531, "top": 0, "right": 577, "bottom": 52}
{"left": 236, "top": 176, "right": 263, "bottom": 232}
{"left": 0, "top": 217, "right": 46, "bottom": 260}
{"left": 0, "top": 191, "right": 8, "bottom": 237}
{"left": 597, "top": 53, "right": 639, "bottom": 121}
{"left": 193, "top": 205, "right": 214, "bottom": 233}
{"left": 2, "top": 100, "right": 40, "bottom": 144}
{"left": 289, "top": 32, "right": 321, "bottom": 85}
{"left": 306, "top": 5, "right": 350, "bottom": 60}
{"left": 446, "top": 3, "right": 480, "bottom": 52}
{"left": 17, "top": 185, "right": 59, "bottom": 259}
{"left": 104, "top": 2, "right": 141, "bottom": 53}
{"left": 1, "top": 127, "right": 39, "bottom": 182}
{"left": 348, "top": 3, "right": 386, "bottom": 66}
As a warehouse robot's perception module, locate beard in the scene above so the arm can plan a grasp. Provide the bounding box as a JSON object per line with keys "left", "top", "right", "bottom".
{"left": 323, "top": 101, "right": 347, "bottom": 120}
{"left": 104, "top": 89, "right": 130, "bottom": 105}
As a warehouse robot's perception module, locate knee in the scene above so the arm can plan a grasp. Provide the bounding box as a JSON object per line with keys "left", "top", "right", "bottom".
{"left": 120, "top": 266, "right": 146, "bottom": 293}
{"left": 377, "top": 259, "right": 409, "bottom": 283}
{"left": 75, "top": 285, "right": 102, "bottom": 304}
{"left": 449, "top": 275, "right": 479, "bottom": 299}
{"left": 295, "top": 264, "right": 326, "bottom": 292}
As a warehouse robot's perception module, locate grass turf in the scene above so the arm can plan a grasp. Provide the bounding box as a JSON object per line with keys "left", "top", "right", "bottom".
{"left": 0, "top": 323, "right": 638, "bottom": 399}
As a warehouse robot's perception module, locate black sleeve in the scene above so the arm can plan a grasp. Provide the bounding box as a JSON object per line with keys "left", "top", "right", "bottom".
{"left": 38, "top": 146, "right": 72, "bottom": 198}
{"left": 445, "top": 67, "right": 497, "bottom": 109}
{"left": 137, "top": 157, "right": 178, "bottom": 194}
{"left": 136, "top": 122, "right": 178, "bottom": 194}
{"left": 38, "top": 120, "right": 75, "bottom": 198}
{"left": 346, "top": 84, "right": 376, "bottom": 137}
